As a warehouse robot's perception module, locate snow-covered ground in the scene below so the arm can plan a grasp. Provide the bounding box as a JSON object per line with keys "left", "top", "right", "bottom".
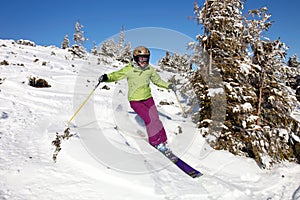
{"left": 0, "top": 39, "right": 300, "bottom": 200}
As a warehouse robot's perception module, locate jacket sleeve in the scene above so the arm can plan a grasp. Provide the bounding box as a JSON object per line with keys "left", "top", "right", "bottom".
{"left": 150, "top": 67, "right": 170, "bottom": 89}
{"left": 106, "top": 65, "right": 131, "bottom": 82}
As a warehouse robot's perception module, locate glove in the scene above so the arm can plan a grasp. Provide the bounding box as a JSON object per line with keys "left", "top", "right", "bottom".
{"left": 98, "top": 74, "right": 108, "bottom": 82}
{"left": 168, "top": 83, "right": 176, "bottom": 92}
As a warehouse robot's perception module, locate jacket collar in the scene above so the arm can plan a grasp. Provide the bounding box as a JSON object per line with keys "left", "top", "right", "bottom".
{"left": 132, "top": 61, "right": 150, "bottom": 70}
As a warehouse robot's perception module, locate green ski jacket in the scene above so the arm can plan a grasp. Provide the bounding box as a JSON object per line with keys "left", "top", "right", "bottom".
{"left": 106, "top": 63, "right": 170, "bottom": 101}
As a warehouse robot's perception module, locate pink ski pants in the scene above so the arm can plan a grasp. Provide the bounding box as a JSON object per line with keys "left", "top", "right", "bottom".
{"left": 130, "top": 97, "right": 167, "bottom": 146}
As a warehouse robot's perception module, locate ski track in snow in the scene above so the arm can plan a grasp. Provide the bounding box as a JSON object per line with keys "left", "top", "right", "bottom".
{"left": 0, "top": 39, "right": 300, "bottom": 200}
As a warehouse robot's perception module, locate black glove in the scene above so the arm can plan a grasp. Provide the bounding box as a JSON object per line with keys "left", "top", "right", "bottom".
{"left": 98, "top": 74, "right": 108, "bottom": 82}
{"left": 168, "top": 83, "right": 176, "bottom": 92}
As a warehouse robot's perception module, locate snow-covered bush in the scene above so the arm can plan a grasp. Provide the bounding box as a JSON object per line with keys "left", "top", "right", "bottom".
{"left": 69, "top": 44, "right": 86, "bottom": 58}
{"left": 16, "top": 39, "right": 36, "bottom": 47}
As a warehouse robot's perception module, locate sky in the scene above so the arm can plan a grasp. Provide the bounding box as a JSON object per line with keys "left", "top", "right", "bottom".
{"left": 1, "top": 0, "right": 299, "bottom": 63}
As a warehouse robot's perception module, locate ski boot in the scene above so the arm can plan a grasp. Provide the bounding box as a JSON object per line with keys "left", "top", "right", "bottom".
{"left": 155, "top": 143, "right": 178, "bottom": 163}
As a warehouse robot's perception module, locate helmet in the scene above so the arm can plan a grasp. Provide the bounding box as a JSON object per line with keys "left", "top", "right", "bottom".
{"left": 133, "top": 46, "right": 150, "bottom": 56}
{"left": 133, "top": 46, "right": 150, "bottom": 64}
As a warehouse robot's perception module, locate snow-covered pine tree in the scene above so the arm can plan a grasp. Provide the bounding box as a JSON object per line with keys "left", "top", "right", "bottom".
{"left": 158, "top": 50, "right": 204, "bottom": 120}
{"left": 73, "top": 21, "right": 88, "bottom": 46}
{"left": 286, "top": 55, "right": 300, "bottom": 99}
{"left": 158, "top": 51, "right": 191, "bottom": 73}
{"left": 117, "top": 26, "right": 125, "bottom": 52}
{"left": 117, "top": 43, "right": 132, "bottom": 63}
{"left": 185, "top": 41, "right": 217, "bottom": 126}
{"left": 70, "top": 21, "right": 88, "bottom": 58}
{"left": 193, "top": 0, "right": 254, "bottom": 140}
{"left": 245, "top": 8, "right": 300, "bottom": 167}
{"left": 193, "top": 0, "right": 300, "bottom": 168}
{"left": 99, "top": 27, "right": 131, "bottom": 64}
{"left": 90, "top": 41, "right": 98, "bottom": 56}
{"left": 61, "top": 35, "right": 70, "bottom": 49}
{"left": 98, "top": 38, "right": 118, "bottom": 64}
{"left": 116, "top": 26, "right": 131, "bottom": 63}
{"left": 287, "top": 54, "right": 300, "bottom": 68}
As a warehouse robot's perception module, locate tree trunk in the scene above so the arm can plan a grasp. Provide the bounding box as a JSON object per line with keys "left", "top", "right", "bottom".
{"left": 257, "top": 68, "right": 266, "bottom": 125}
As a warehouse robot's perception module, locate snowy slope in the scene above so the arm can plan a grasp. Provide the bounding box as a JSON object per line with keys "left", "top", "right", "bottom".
{"left": 0, "top": 39, "right": 300, "bottom": 200}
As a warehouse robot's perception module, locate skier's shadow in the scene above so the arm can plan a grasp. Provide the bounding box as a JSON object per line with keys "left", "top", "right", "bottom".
{"left": 128, "top": 111, "right": 172, "bottom": 127}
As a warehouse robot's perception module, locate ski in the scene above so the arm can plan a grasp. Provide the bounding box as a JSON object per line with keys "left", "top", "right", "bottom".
{"left": 174, "top": 157, "right": 203, "bottom": 178}
{"left": 154, "top": 145, "right": 203, "bottom": 178}
{"left": 133, "top": 130, "right": 203, "bottom": 178}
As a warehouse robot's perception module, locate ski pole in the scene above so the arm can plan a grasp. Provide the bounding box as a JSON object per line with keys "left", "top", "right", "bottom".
{"left": 67, "top": 81, "right": 101, "bottom": 127}
{"left": 174, "top": 91, "right": 187, "bottom": 118}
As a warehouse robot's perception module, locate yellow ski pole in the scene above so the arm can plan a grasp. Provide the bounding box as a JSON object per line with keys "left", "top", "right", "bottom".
{"left": 174, "top": 91, "right": 187, "bottom": 118}
{"left": 67, "top": 81, "right": 101, "bottom": 127}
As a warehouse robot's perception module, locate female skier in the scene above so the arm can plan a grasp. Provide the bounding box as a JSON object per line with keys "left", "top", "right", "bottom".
{"left": 98, "top": 46, "right": 176, "bottom": 158}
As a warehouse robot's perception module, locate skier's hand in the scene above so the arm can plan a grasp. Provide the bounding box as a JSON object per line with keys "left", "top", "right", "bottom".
{"left": 98, "top": 74, "right": 108, "bottom": 83}
{"left": 168, "top": 83, "right": 176, "bottom": 92}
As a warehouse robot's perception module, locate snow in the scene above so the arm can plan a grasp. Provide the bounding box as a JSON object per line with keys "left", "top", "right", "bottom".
{"left": 240, "top": 63, "right": 251, "bottom": 75}
{"left": 1, "top": 39, "right": 300, "bottom": 200}
{"left": 208, "top": 88, "right": 224, "bottom": 97}
{"left": 241, "top": 102, "right": 252, "bottom": 112}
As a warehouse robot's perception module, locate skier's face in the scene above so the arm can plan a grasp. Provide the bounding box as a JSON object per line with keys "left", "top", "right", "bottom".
{"left": 137, "top": 55, "right": 149, "bottom": 67}
{"left": 138, "top": 61, "right": 148, "bottom": 68}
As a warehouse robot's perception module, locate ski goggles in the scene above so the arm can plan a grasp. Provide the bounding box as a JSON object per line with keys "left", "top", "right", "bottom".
{"left": 137, "top": 55, "right": 149, "bottom": 63}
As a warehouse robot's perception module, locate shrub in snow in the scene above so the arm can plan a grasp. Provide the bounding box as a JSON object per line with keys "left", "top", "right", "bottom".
{"left": 69, "top": 44, "right": 86, "bottom": 58}
{"left": 28, "top": 76, "right": 51, "bottom": 88}
{"left": 0, "top": 60, "right": 9, "bottom": 65}
{"left": 52, "top": 128, "right": 76, "bottom": 162}
{"left": 16, "top": 39, "right": 36, "bottom": 47}
{"left": 0, "top": 78, "right": 6, "bottom": 85}
{"left": 159, "top": 100, "right": 174, "bottom": 106}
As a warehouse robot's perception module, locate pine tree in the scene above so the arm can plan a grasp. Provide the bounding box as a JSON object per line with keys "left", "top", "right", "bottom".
{"left": 99, "top": 38, "right": 117, "bottom": 58}
{"left": 286, "top": 55, "right": 300, "bottom": 102}
{"left": 116, "top": 26, "right": 131, "bottom": 63}
{"left": 193, "top": 0, "right": 252, "bottom": 139}
{"left": 99, "top": 26, "right": 131, "bottom": 64}
{"left": 287, "top": 54, "right": 300, "bottom": 68}
{"left": 117, "top": 43, "right": 132, "bottom": 63}
{"left": 70, "top": 21, "right": 88, "bottom": 58}
{"left": 117, "top": 26, "right": 125, "bottom": 51}
{"left": 90, "top": 41, "right": 98, "bottom": 55}
{"left": 158, "top": 51, "right": 191, "bottom": 73}
{"left": 73, "top": 21, "right": 88, "bottom": 46}
{"left": 61, "top": 35, "right": 70, "bottom": 49}
{"left": 192, "top": 0, "right": 300, "bottom": 168}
